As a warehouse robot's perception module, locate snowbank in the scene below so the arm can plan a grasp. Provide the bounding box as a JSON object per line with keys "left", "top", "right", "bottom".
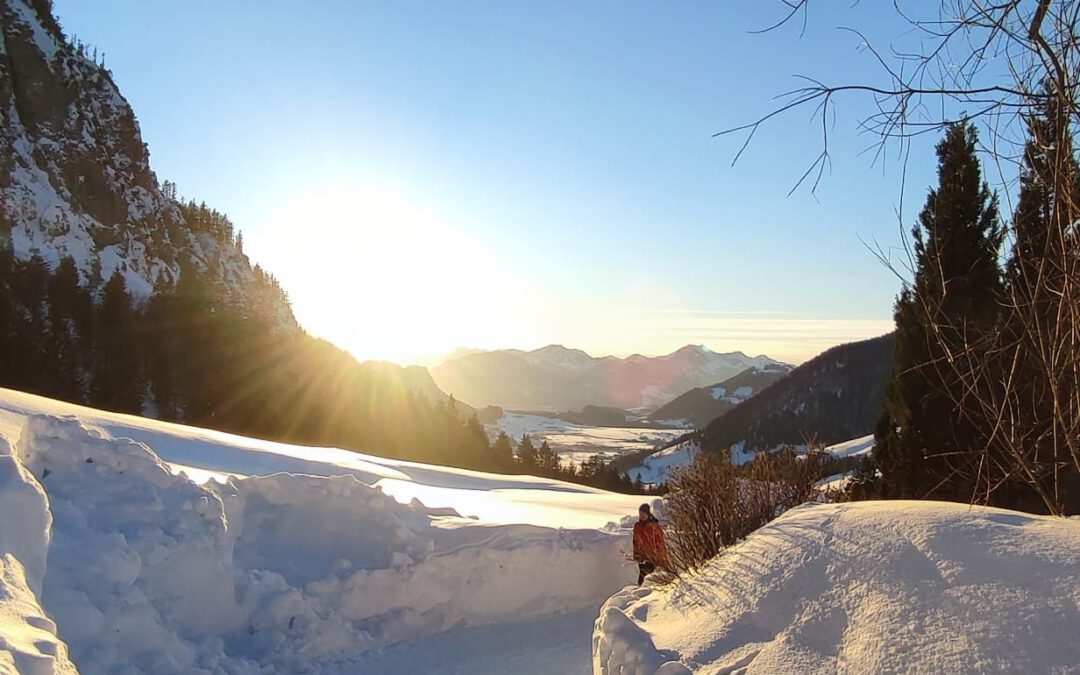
{"left": 0, "top": 436, "right": 76, "bottom": 675}
{"left": 0, "top": 388, "right": 643, "bottom": 529}
{"left": 593, "top": 500, "right": 1080, "bottom": 674}
{"left": 0, "top": 403, "right": 638, "bottom": 674}
{"left": 0, "top": 555, "right": 77, "bottom": 675}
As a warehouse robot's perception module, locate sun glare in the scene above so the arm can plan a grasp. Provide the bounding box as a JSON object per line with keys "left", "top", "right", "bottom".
{"left": 255, "top": 180, "right": 519, "bottom": 364}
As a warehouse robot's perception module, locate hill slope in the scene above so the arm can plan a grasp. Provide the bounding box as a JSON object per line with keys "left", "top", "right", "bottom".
{"left": 432, "top": 344, "right": 787, "bottom": 410}
{"left": 0, "top": 0, "right": 291, "bottom": 323}
{"left": 647, "top": 363, "right": 793, "bottom": 428}
{"left": 699, "top": 333, "right": 894, "bottom": 454}
{"left": 594, "top": 500, "right": 1080, "bottom": 673}
{"left": 0, "top": 0, "right": 498, "bottom": 471}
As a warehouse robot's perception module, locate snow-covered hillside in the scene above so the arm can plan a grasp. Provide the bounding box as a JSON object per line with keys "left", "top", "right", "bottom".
{"left": 626, "top": 439, "right": 700, "bottom": 486}
{"left": 0, "top": 388, "right": 650, "bottom": 674}
{"left": 628, "top": 434, "right": 876, "bottom": 486}
{"left": 646, "top": 363, "right": 793, "bottom": 429}
{"left": 0, "top": 0, "right": 294, "bottom": 325}
{"left": 594, "top": 500, "right": 1080, "bottom": 674}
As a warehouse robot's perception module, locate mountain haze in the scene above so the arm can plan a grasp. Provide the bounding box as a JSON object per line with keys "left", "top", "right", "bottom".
{"left": 432, "top": 344, "right": 787, "bottom": 410}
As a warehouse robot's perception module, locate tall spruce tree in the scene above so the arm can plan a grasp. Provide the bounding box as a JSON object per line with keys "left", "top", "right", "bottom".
{"left": 491, "top": 431, "right": 514, "bottom": 469}
{"left": 92, "top": 271, "right": 143, "bottom": 413}
{"left": 518, "top": 434, "right": 538, "bottom": 470}
{"left": 46, "top": 257, "right": 93, "bottom": 402}
{"left": 876, "top": 122, "right": 1004, "bottom": 502}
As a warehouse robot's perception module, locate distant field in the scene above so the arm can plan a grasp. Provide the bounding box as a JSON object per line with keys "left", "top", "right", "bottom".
{"left": 492, "top": 413, "right": 683, "bottom": 466}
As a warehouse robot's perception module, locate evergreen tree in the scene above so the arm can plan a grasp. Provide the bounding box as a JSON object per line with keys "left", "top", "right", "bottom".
{"left": 492, "top": 431, "right": 514, "bottom": 469}
{"left": 46, "top": 257, "right": 92, "bottom": 402}
{"left": 7, "top": 254, "right": 52, "bottom": 393}
{"left": 92, "top": 272, "right": 143, "bottom": 413}
{"left": 518, "top": 434, "right": 538, "bottom": 470}
{"left": 876, "top": 122, "right": 1004, "bottom": 502}
{"left": 536, "top": 440, "right": 561, "bottom": 475}
{"left": 1001, "top": 87, "right": 1080, "bottom": 511}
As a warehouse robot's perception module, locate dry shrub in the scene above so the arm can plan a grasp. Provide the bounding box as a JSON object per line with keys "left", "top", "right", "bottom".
{"left": 662, "top": 447, "right": 827, "bottom": 573}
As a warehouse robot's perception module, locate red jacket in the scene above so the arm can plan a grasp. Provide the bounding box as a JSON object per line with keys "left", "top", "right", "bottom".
{"left": 633, "top": 518, "right": 668, "bottom": 565}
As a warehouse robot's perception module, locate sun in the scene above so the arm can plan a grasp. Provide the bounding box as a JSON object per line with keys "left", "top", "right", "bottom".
{"left": 252, "top": 179, "right": 519, "bottom": 364}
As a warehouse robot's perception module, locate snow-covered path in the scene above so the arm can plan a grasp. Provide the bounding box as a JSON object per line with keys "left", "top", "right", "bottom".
{"left": 335, "top": 609, "right": 596, "bottom": 674}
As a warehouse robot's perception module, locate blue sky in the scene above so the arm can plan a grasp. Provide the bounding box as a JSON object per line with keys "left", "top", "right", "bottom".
{"left": 52, "top": 1, "right": 944, "bottom": 365}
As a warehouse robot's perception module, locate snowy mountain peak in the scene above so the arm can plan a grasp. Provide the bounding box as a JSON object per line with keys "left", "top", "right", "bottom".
{"left": 524, "top": 344, "right": 595, "bottom": 370}
{"left": 433, "top": 344, "right": 790, "bottom": 409}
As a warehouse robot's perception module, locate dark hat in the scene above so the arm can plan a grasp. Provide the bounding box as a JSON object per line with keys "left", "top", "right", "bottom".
{"left": 639, "top": 503, "right": 651, "bottom": 514}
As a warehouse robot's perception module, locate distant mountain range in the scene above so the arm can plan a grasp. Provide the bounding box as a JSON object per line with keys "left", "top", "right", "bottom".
{"left": 647, "top": 363, "right": 794, "bottom": 428}
{"left": 699, "top": 334, "right": 895, "bottom": 454}
{"left": 431, "top": 344, "right": 788, "bottom": 410}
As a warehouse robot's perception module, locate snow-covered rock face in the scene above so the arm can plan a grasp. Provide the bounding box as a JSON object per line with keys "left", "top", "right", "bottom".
{"left": 0, "top": 0, "right": 294, "bottom": 325}
{"left": 0, "top": 411, "right": 629, "bottom": 673}
{"left": 594, "top": 500, "right": 1080, "bottom": 674}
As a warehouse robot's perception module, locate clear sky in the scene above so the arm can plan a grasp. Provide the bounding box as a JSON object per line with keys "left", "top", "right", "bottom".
{"left": 51, "top": 1, "right": 943, "bottom": 365}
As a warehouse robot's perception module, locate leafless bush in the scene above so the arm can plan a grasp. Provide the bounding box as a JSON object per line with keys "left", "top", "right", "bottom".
{"left": 662, "top": 448, "right": 829, "bottom": 573}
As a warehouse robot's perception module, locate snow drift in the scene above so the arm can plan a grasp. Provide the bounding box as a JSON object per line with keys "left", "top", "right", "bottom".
{"left": 593, "top": 500, "right": 1080, "bottom": 674}
{"left": 0, "top": 389, "right": 640, "bottom": 674}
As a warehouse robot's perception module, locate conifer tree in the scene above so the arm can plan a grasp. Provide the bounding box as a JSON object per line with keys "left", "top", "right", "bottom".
{"left": 46, "top": 257, "right": 92, "bottom": 402}
{"left": 492, "top": 431, "right": 514, "bottom": 469}
{"left": 92, "top": 271, "right": 143, "bottom": 413}
{"left": 1000, "top": 88, "right": 1080, "bottom": 511}
{"left": 536, "top": 440, "right": 560, "bottom": 475}
{"left": 876, "top": 122, "right": 1004, "bottom": 502}
{"left": 518, "top": 434, "right": 538, "bottom": 470}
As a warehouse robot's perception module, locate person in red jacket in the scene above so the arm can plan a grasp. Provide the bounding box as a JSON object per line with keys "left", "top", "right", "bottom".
{"left": 632, "top": 503, "right": 668, "bottom": 584}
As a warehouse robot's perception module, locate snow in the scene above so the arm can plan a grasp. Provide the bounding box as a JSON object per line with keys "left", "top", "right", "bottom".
{"left": 493, "top": 413, "right": 681, "bottom": 467}
{"left": 815, "top": 471, "right": 855, "bottom": 491}
{"left": 626, "top": 440, "right": 699, "bottom": 485}
{"left": 8, "top": 0, "right": 60, "bottom": 62}
{"left": 0, "top": 555, "right": 77, "bottom": 675}
{"left": 594, "top": 500, "right": 1080, "bottom": 674}
{"left": 709, "top": 384, "right": 754, "bottom": 404}
{"left": 0, "top": 389, "right": 644, "bottom": 529}
{"left": 824, "top": 433, "right": 875, "bottom": 458}
{"left": 627, "top": 434, "right": 877, "bottom": 486}
{"left": 0, "top": 388, "right": 649, "bottom": 674}
{"left": 0, "top": 432, "right": 76, "bottom": 675}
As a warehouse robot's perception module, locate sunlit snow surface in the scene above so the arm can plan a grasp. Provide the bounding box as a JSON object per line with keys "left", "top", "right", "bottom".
{"left": 0, "top": 388, "right": 654, "bottom": 674}
{"left": 0, "top": 389, "right": 642, "bottom": 529}
{"left": 595, "top": 500, "right": 1080, "bottom": 674}
{"left": 494, "top": 413, "right": 682, "bottom": 466}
